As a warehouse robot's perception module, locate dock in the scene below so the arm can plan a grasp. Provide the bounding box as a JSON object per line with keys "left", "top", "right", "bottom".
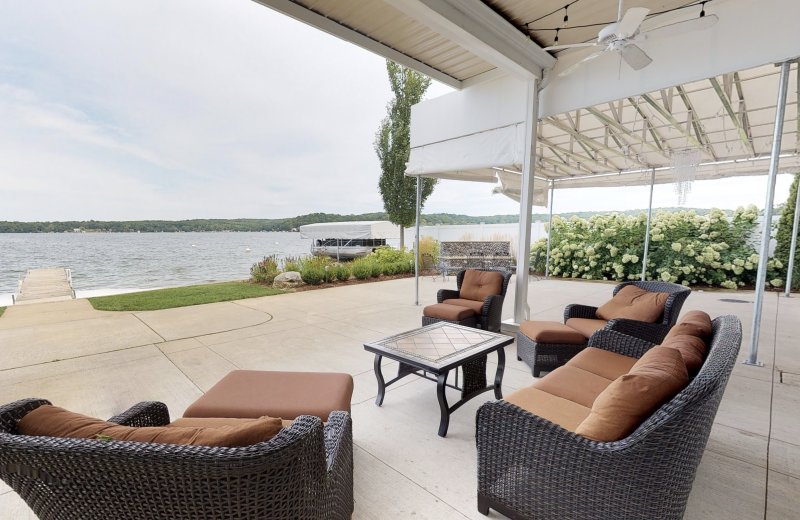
{"left": 15, "top": 268, "right": 75, "bottom": 304}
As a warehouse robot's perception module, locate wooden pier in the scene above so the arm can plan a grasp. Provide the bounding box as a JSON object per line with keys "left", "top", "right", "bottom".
{"left": 15, "top": 268, "right": 75, "bottom": 304}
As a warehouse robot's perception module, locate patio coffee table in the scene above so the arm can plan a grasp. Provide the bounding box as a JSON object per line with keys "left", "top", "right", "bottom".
{"left": 364, "top": 322, "right": 513, "bottom": 437}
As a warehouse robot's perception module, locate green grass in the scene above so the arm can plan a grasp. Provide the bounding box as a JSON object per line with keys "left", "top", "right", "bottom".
{"left": 0, "top": 306, "right": 5, "bottom": 318}
{"left": 88, "top": 282, "right": 285, "bottom": 312}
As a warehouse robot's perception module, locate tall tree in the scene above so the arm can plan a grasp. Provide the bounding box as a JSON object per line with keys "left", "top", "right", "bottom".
{"left": 775, "top": 172, "right": 800, "bottom": 289}
{"left": 375, "top": 61, "right": 437, "bottom": 250}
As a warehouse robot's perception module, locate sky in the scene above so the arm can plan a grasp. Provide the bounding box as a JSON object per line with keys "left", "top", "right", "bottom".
{"left": 0, "top": 0, "right": 794, "bottom": 222}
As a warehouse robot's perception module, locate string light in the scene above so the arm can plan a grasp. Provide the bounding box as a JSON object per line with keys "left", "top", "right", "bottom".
{"left": 554, "top": 28, "right": 560, "bottom": 46}
{"left": 563, "top": 5, "right": 569, "bottom": 27}
{"left": 700, "top": 2, "right": 706, "bottom": 17}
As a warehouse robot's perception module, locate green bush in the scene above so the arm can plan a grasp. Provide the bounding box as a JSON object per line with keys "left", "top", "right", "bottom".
{"left": 301, "top": 266, "right": 325, "bottom": 285}
{"left": 334, "top": 266, "right": 351, "bottom": 281}
{"left": 370, "top": 261, "right": 384, "bottom": 277}
{"left": 531, "top": 207, "right": 785, "bottom": 289}
{"left": 366, "top": 246, "right": 413, "bottom": 264}
{"left": 251, "top": 256, "right": 280, "bottom": 284}
{"left": 352, "top": 259, "right": 372, "bottom": 280}
{"left": 775, "top": 173, "right": 800, "bottom": 289}
{"left": 383, "top": 262, "right": 399, "bottom": 275}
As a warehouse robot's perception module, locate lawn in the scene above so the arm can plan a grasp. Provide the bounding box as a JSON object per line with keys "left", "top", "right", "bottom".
{"left": 0, "top": 306, "right": 5, "bottom": 318}
{"left": 88, "top": 282, "right": 284, "bottom": 312}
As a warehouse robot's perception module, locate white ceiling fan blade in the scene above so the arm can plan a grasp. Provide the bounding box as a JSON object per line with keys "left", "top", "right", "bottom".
{"left": 558, "top": 49, "right": 608, "bottom": 77}
{"left": 619, "top": 44, "right": 652, "bottom": 70}
{"left": 638, "top": 15, "right": 719, "bottom": 42}
{"left": 615, "top": 7, "right": 650, "bottom": 38}
{"left": 543, "top": 42, "right": 603, "bottom": 51}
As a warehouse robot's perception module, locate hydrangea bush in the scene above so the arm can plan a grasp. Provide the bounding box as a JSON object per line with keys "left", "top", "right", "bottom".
{"left": 531, "top": 206, "right": 785, "bottom": 289}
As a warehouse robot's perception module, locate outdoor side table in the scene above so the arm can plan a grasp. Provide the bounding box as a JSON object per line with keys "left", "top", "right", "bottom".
{"left": 364, "top": 322, "right": 512, "bottom": 437}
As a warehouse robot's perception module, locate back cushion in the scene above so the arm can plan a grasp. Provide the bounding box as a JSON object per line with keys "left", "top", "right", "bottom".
{"left": 661, "top": 334, "right": 706, "bottom": 371}
{"left": 17, "top": 405, "right": 284, "bottom": 447}
{"left": 460, "top": 270, "right": 504, "bottom": 302}
{"left": 596, "top": 285, "right": 670, "bottom": 323}
{"left": 575, "top": 346, "right": 689, "bottom": 442}
{"left": 663, "top": 310, "right": 712, "bottom": 342}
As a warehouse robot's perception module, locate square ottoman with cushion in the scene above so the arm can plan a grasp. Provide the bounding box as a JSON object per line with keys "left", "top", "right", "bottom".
{"left": 516, "top": 321, "right": 591, "bottom": 377}
{"left": 422, "top": 302, "right": 478, "bottom": 328}
{"left": 183, "top": 370, "right": 354, "bottom": 423}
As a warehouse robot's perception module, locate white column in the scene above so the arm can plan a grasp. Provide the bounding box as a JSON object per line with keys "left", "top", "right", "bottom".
{"left": 785, "top": 180, "right": 800, "bottom": 297}
{"left": 544, "top": 182, "right": 555, "bottom": 280}
{"left": 641, "top": 169, "right": 656, "bottom": 281}
{"left": 513, "top": 78, "right": 540, "bottom": 325}
{"left": 746, "top": 60, "right": 792, "bottom": 366}
{"left": 414, "top": 175, "right": 421, "bottom": 306}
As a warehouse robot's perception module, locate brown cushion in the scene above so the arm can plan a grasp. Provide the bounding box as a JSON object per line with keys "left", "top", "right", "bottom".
{"left": 183, "top": 370, "right": 354, "bottom": 422}
{"left": 519, "top": 321, "right": 587, "bottom": 345}
{"left": 532, "top": 365, "right": 614, "bottom": 407}
{"left": 565, "top": 318, "right": 609, "bottom": 339}
{"left": 503, "top": 387, "right": 591, "bottom": 432}
{"left": 459, "top": 269, "right": 504, "bottom": 302}
{"left": 442, "top": 298, "right": 484, "bottom": 314}
{"left": 596, "top": 285, "right": 670, "bottom": 323}
{"left": 567, "top": 347, "right": 638, "bottom": 380}
{"left": 169, "top": 417, "right": 296, "bottom": 429}
{"left": 575, "top": 346, "right": 689, "bottom": 442}
{"left": 663, "top": 310, "right": 713, "bottom": 342}
{"left": 661, "top": 334, "right": 706, "bottom": 371}
{"left": 17, "top": 405, "right": 283, "bottom": 447}
{"left": 424, "top": 303, "right": 476, "bottom": 321}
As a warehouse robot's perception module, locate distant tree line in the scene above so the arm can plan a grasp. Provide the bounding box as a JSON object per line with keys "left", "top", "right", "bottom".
{"left": 0, "top": 208, "right": 737, "bottom": 233}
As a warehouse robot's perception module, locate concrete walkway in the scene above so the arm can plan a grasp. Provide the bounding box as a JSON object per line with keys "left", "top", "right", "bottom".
{"left": 0, "top": 276, "right": 797, "bottom": 519}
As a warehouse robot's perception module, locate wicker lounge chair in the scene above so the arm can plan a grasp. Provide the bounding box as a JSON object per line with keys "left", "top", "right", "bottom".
{"left": 435, "top": 268, "right": 512, "bottom": 332}
{"left": 0, "top": 399, "right": 353, "bottom": 520}
{"left": 477, "top": 314, "right": 742, "bottom": 520}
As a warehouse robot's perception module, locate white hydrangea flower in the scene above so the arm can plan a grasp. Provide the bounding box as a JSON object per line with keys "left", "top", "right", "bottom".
{"left": 671, "top": 242, "right": 682, "bottom": 252}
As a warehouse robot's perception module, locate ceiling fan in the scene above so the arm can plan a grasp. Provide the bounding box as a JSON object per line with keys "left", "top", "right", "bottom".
{"left": 543, "top": 0, "right": 719, "bottom": 77}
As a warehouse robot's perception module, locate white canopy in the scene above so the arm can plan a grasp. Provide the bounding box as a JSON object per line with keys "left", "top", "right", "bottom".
{"left": 298, "top": 221, "right": 400, "bottom": 240}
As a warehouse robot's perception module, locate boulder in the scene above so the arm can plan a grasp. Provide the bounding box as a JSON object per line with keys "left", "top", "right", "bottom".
{"left": 273, "top": 271, "right": 305, "bottom": 290}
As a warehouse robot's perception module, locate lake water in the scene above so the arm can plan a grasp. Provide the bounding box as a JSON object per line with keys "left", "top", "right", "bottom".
{"left": 0, "top": 232, "right": 312, "bottom": 300}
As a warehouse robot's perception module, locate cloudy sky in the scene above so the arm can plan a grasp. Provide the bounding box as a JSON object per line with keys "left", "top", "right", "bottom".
{"left": 0, "top": 0, "right": 794, "bottom": 222}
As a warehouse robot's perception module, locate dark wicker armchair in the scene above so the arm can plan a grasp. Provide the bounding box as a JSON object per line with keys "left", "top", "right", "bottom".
{"left": 437, "top": 268, "right": 512, "bottom": 332}
{"left": 564, "top": 280, "right": 692, "bottom": 344}
{"left": 477, "top": 315, "right": 742, "bottom": 520}
{"left": 0, "top": 400, "right": 353, "bottom": 520}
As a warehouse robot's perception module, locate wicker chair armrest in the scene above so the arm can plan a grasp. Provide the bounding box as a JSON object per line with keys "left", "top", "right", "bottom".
{"left": 323, "top": 411, "right": 352, "bottom": 473}
{"left": 588, "top": 330, "right": 657, "bottom": 358}
{"left": 108, "top": 401, "right": 170, "bottom": 427}
{"left": 564, "top": 304, "right": 599, "bottom": 323}
{"left": 438, "top": 289, "right": 460, "bottom": 303}
{"left": 0, "top": 399, "right": 51, "bottom": 434}
{"left": 482, "top": 294, "right": 502, "bottom": 316}
{"left": 605, "top": 319, "right": 672, "bottom": 345}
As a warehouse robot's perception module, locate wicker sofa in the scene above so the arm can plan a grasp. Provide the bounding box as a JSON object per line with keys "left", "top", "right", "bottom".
{"left": 519, "top": 280, "right": 692, "bottom": 376}
{"left": 0, "top": 399, "right": 354, "bottom": 520}
{"left": 429, "top": 268, "right": 512, "bottom": 332}
{"left": 476, "top": 314, "right": 741, "bottom": 520}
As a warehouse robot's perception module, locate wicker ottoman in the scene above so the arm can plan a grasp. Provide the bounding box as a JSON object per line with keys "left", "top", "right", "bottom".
{"left": 517, "top": 321, "right": 588, "bottom": 377}
{"left": 183, "top": 370, "right": 354, "bottom": 422}
{"left": 422, "top": 303, "right": 478, "bottom": 328}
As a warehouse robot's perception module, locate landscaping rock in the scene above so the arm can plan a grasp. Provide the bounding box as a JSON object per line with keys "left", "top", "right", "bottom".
{"left": 273, "top": 271, "right": 305, "bottom": 290}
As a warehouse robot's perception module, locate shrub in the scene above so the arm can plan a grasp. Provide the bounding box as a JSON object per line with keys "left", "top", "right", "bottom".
{"left": 370, "top": 261, "right": 384, "bottom": 277}
{"left": 333, "top": 265, "right": 351, "bottom": 282}
{"left": 383, "top": 262, "right": 399, "bottom": 276}
{"left": 366, "top": 246, "right": 414, "bottom": 264}
{"left": 396, "top": 261, "right": 411, "bottom": 274}
{"left": 352, "top": 259, "right": 372, "bottom": 280}
{"left": 251, "top": 256, "right": 280, "bottom": 284}
{"left": 282, "top": 255, "right": 302, "bottom": 273}
{"left": 418, "top": 236, "right": 440, "bottom": 265}
{"left": 775, "top": 173, "right": 800, "bottom": 289}
{"left": 301, "top": 266, "right": 325, "bottom": 285}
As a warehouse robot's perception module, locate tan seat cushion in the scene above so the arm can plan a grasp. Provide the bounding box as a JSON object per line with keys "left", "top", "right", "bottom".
{"left": 170, "top": 417, "right": 296, "bottom": 429}
{"left": 565, "top": 318, "right": 609, "bottom": 339}
{"left": 664, "top": 310, "right": 713, "bottom": 342}
{"left": 503, "top": 387, "right": 591, "bottom": 432}
{"left": 519, "top": 321, "right": 587, "bottom": 345}
{"left": 442, "top": 298, "right": 484, "bottom": 314}
{"left": 459, "top": 270, "right": 504, "bottom": 302}
{"left": 596, "top": 285, "right": 670, "bottom": 323}
{"left": 661, "top": 334, "right": 706, "bottom": 371}
{"left": 566, "top": 347, "right": 638, "bottom": 380}
{"left": 183, "top": 370, "right": 354, "bottom": 422}
{"left": 532, "top": 365, "right": 614, "bottom": 407}
{"left": 423, "top": 303, "right": 475, "bottom": 321}
{"left": 575, "top": 346, "right": 689, "bottom": 442}
{"left": 17, "top": 405, "right": 283, "bottom": 447}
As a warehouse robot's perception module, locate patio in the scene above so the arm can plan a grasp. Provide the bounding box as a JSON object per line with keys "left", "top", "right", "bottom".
{"left": 0, "top": 275, "right": 797, "bottom": 519}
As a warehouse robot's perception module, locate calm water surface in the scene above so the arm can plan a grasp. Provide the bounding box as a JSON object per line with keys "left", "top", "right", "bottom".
{"left": 0, "top": 232, "right": 311, "bottom": 295}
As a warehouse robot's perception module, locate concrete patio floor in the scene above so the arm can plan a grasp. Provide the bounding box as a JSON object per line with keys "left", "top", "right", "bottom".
{"left": 0, "top": 276, "right": 798, "bottom": 519}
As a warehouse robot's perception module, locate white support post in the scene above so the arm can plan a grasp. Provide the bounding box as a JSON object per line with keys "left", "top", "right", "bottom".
{"left": 746, "top": 60, "right": 792, "bottom": 366}
{"left": 642, "top": 169, "right": 656, "bottom": 281}
{"left": 513, "top": 79, "right": 541, "bottom": 325}
{"left": 785, "top": 179, "right": 800, "bottom": 297}
{"left": 544, "top": 183, "right": 555, "bottom": 280}
{"left": 414, "top": 175, "right": 421, "bottom": 306}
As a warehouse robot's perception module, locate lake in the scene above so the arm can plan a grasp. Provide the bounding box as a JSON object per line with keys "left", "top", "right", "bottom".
{"left": 0, "top": 232, "right": 312, "bottom": 300}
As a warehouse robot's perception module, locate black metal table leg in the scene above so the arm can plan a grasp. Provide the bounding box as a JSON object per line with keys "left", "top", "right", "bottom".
{"left": 374, "top": 354, "right": 386, "bottom": 406}
{"left": 436, "top": 371, "right": 450, "bottom": 437}
{"left": 494, "top": 346, "right": 506, "bottom": 399}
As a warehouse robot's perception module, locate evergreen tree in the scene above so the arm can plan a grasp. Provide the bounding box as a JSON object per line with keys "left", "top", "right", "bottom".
{"left": 374, "top": 61, "right": 437, "bottom": 249}
{"left": 775, "top": 173, "right": 800, "bottom": 289}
